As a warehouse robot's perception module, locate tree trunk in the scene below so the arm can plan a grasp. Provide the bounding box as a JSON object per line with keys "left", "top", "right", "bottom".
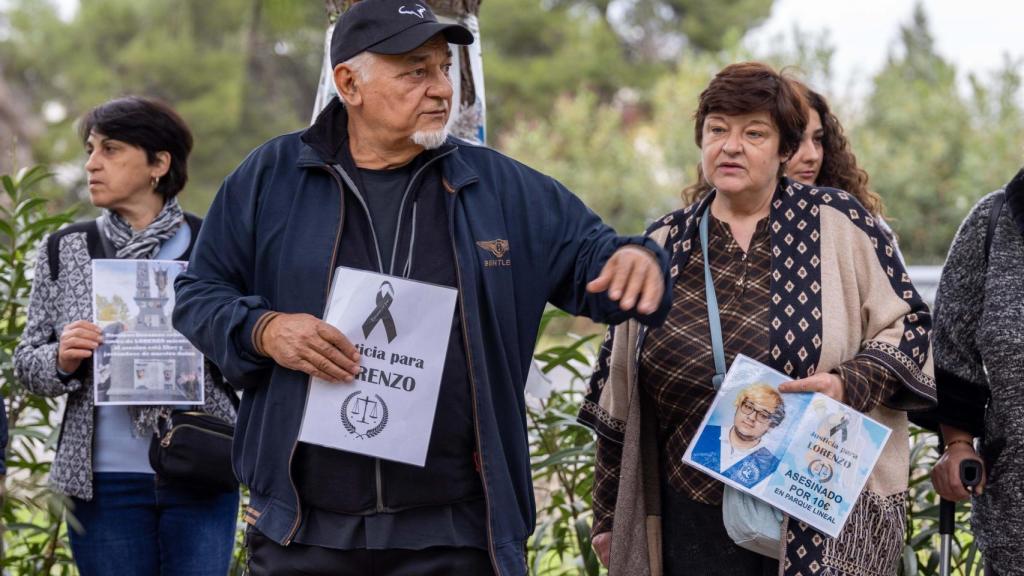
{"left": 241, "top": 0, "right": 265, "bottom": 126}
{"left": 0, "top": 63, "right": 42, "bottom": 175}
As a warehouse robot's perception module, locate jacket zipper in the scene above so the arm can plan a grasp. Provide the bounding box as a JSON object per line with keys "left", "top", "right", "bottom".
{"left": 283, "top": 153, "right": 464, "bottom": 539}
{"left": 160, "top": 424, "right": 232, "bottom": 447}
{"left": 332, "top": 166, "right": 390, "bottom": 513}
{"left": 446, "top": 177, "right": 502, "bottom": 576}
{"left": 336, "top": 151, "right": 457, "bottom": 514}
{"left": 283, "top": 165, "right": 347, "bottom": 545}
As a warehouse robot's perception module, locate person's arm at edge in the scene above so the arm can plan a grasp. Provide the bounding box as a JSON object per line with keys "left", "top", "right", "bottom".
{"left": 540, "top": 177, "right": 670, "bottom": 327}
{"left": 13, "top": 238, "right": 85, "bottom": 397}
{"left": 172, "top": 161, "right": 275, "bottom": 390}
{"left": 928, "top": 195, "right": 996, "bottom": 500}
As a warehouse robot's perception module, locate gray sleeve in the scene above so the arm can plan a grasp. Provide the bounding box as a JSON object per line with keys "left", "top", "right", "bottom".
{"left": 930, "top": 193, "right": 996, "bottom": 434}
{"left": 13, "top": 238, "right": 84, "bottom": 398}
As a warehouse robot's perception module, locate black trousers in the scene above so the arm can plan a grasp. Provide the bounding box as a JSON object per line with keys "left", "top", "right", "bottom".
{"left": 245, "top": 527, "right": 495, "bottom": 576}
{"left": 661, "top": 480, "right": 778, "bottom": 576}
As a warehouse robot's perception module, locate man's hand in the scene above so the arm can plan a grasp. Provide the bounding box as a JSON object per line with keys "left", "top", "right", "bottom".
{"left": 58, "top": 320, "right": 103, "bottom": 374}
{"left": 592, "top": 531, "right": 611, "bottom": 568}
{"left": 586, "top": 245, "right": 664, "bottom": 315}
{"left": 779, "top": 372, "right": 844, "bottom": 403}
{"left": 261, "top": 313, "right": 361, "bottom": 382}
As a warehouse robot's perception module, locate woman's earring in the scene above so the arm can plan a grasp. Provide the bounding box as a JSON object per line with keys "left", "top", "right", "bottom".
{"left": 151, "top": 175, "right": 160, "bottom": 189}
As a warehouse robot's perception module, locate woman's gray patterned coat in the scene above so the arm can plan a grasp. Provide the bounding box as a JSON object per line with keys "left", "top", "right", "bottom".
{"left": 932, "top": 188, "right": 1024, "bottom": 575}
{"left": 13, "top": 227, "right": 237, "bottom": 500}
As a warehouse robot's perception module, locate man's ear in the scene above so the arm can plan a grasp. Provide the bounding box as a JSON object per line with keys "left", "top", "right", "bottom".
{"left": 334, "top": 64, "right": 363, "bottom": 107}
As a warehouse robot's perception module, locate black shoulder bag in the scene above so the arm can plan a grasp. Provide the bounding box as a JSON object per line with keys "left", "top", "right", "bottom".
{"left": 149, "top": 363, "right": 239, "bottom": 493}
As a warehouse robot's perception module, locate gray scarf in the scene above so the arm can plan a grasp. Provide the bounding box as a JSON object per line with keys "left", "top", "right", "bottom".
{"left": 103, "top": 198, "right": 185, "bottom": 260}
{"left": 100, "top": 198, "right": 186, "bottom": 437}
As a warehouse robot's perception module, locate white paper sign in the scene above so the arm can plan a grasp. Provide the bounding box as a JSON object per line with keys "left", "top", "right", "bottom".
{"left": 298, "top": 266, "right": 458, "bottom": 467}
{"left": 92, "top": 259, "right": 204, "bottom": 406}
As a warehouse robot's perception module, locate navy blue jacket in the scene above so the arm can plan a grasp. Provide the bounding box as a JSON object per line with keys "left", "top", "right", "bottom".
{"left": 173, "top": 100, "right": 670, "bottom": 576}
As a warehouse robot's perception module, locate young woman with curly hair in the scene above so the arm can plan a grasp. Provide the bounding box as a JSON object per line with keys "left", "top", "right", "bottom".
{"left": 785, "top": 82, "right": 897, "bottom": 244}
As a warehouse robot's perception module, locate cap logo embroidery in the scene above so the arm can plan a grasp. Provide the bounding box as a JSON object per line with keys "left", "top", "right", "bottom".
{"left": 398, "top": 4, "right": 428, "bottom": 18}
{"left": 476, "top": 239, "right": 512, "bottom": 267}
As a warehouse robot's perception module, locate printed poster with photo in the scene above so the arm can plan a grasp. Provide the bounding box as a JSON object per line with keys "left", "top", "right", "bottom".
{"left": 92, "top": 259, "right": 204, "bottom": 406}
{"left": 298, "top": 266, "right": 458, "bottom": 467}
{"left": 682, "top": 354, "right": 891, "bottom": 538}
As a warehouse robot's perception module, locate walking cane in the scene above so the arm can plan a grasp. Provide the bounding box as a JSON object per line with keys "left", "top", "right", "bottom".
{"left": 938, "top": 445, "right": 984, "bottom": 576}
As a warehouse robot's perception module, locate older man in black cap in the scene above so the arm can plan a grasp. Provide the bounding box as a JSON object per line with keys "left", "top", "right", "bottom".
{"left": 174, "top": 1, "right": 671, "bottom": 574}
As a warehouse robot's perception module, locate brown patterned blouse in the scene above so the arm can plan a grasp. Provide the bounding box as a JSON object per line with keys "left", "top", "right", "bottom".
{"left": 591, "top": 214, "right": 900, "bottom": 535}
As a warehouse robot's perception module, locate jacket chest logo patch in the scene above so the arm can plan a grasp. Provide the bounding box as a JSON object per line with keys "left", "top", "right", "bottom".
{"left": 476, "top": 239, "right": 511, "bottom": 267}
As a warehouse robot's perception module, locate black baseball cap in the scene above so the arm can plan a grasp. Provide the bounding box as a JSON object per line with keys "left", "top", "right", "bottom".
{"left": 331, "top": 0, "right": 474, "bottom": 67}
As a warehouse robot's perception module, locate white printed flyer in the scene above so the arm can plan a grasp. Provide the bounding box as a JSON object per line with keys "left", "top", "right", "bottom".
{"left": 683, "top": 354, "right": 892, "bottom": 537}
{"left": 298, "top": 266, "right": 458, "bottom": 467}
{"left": 92, "top": 259, "right": 204, "bottom": 406}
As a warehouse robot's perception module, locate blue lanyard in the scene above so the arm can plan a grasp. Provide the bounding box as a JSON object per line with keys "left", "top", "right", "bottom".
{"left": 700, "top": 205, "right": 726, "bottom": 391}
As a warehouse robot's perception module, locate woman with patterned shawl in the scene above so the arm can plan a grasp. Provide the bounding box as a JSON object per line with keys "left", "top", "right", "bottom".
{"left": 578, "top": 62, "right": 936, "bottom": 576}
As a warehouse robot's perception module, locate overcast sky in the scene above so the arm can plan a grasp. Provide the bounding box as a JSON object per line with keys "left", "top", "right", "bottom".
{"left": 746, "top": 0, "right": 1024, "bottom": 101}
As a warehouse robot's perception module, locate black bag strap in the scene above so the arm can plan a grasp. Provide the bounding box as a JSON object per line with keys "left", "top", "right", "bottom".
{"left": 182, "top": 212, "right": 203, "bottom": 261}
{"left": 985, "top": 191, "right": 1005, "bottom": 264}
{"left": 47, "top": 220, "right": 104, "bottom": 282}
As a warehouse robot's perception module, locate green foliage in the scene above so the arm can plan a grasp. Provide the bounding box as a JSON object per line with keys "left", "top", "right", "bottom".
{"left": 555, "top": 0, "right": 773, "bottom": 55}
{"left": 0, "top": 166, "right": 78, "bottom": 574}
{"left": 480, "top": 0, "right": 777, "bottom": 138}
{"left": 0, "top": 0, "right": 324, "bottom": 214}
{"left": 527, "top": 309, "right": 603, "bottom": 576}
{"left": 480, "top": 0, "right": 657, "bottom": 137}
{"left": 496, "top": 90, "right": 673, "bottom": 235}
{"left": 851, "top": 5, "right": 1024, "bottom": 263}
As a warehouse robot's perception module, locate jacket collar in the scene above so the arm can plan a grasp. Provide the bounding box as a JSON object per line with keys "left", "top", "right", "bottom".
{"left": 297, "top": 98, "right": 479, "bottom": 193}
{"left": 1005, "top": 167, "right": 1024, "bottom": 236}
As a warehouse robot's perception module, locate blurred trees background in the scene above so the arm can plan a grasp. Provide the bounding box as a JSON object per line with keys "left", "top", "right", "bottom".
{"left": 0, "top": 0, "right": 325, "bottom": 214}
{"left": 3, "top": 0, "right": 1021, "bottom": 263}
{"left": 1, "top": 1, "right": 1019, "bottom": 574}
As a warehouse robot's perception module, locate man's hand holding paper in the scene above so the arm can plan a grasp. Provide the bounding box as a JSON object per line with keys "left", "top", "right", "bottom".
{"left": 260, "top": 313, "right": 361, "bottom": 383}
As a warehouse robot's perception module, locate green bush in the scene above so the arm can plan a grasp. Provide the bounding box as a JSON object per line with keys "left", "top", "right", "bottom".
{"left": 0, "top": 166, "right": 77, "bottom": 574}
{"left": 527, "top": 309, "right": 602, "bottom": 576}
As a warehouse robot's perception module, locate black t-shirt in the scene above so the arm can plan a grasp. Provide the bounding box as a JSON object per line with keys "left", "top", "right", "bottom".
{"left": 358, "top": 164, "right": 412, "bottom": 273}
{"left": 294, "top": 157, "right": 486, "bottom": 551}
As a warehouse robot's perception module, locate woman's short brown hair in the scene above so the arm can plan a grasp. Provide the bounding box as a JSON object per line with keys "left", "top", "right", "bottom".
{"left": 693, "top": 62, "right": 807, "bottom": 161}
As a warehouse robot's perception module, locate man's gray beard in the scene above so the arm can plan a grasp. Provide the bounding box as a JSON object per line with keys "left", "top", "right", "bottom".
{"left": 411, "top": 127, "right": 449, "bottom": 150}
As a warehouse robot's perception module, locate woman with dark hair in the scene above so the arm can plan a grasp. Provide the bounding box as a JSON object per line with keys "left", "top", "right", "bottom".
{"left": 580, "top": 62, "right": 935, "bottom": 575}
{"left": 785, "top": 84, "right": 899, "bottom": 248}
{"left": 14, "top": 96, "right": 238, "bottom": 576}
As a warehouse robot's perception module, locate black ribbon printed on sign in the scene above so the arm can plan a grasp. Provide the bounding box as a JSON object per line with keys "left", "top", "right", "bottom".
{"left": 362, "top": 281, "right": 398, "bottom": 342}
